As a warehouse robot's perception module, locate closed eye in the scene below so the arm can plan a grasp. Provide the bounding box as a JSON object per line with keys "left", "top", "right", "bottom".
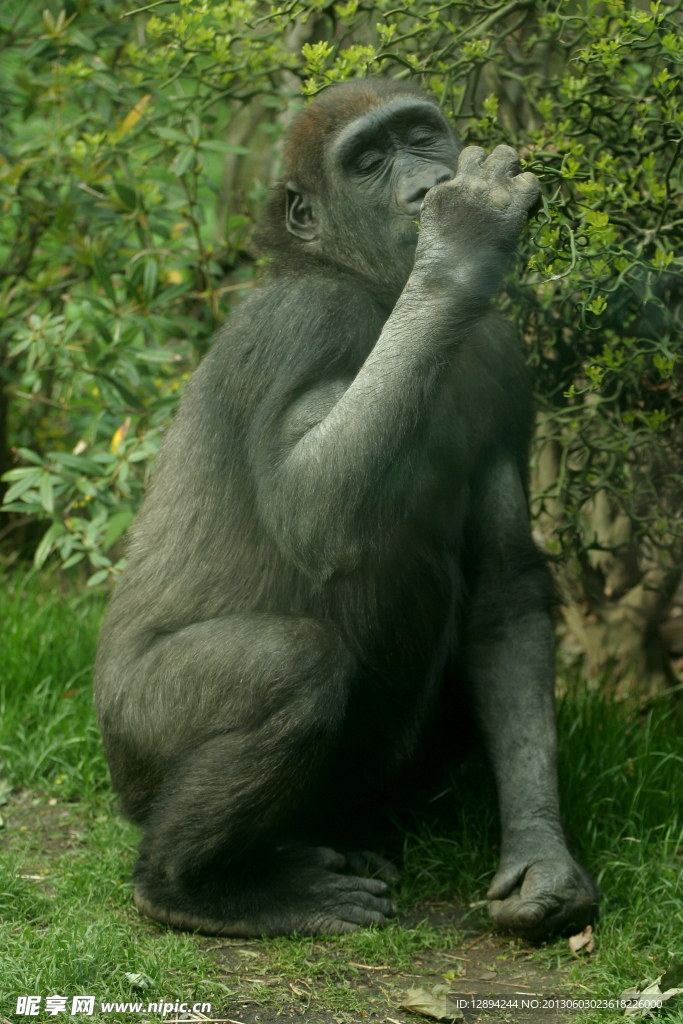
{"left": 354, "top": 150, "right": 385, "bottom": 175}
{"left": 407, "top": 129, "right": 439, "bottom": 147}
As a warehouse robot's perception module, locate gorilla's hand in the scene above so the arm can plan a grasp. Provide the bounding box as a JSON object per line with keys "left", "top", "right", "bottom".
{"left": 487, "top": 837, "right": 599, "bottom": 940}
{"left": 414, "top": 145, "right": 540, "bottom": 294}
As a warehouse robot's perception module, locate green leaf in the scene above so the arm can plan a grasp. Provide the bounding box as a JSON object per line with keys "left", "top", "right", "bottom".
{"left": 9, "top": 337, "right": 33, "bottom": 357}
{"left": 87, "top": 569, "right": 110, "bottom": 587}
{"left": 17, "top": 448, "right": 44, "bottom": 466}
{"left": 89, "top": 549, "right": 113, "bottom": 568}
{"left": 128, "top": 448, "right": 156, "bottom": 463}
{"left": 38, "top": 471, "right": 54, "bottom": 513}
{"left": 661, "top": 958, "right": 683, "bottom": 991}
{"left": 103, "top": 509, "right": 135, "bottom": 551}
{"left": 133, "top": 349, "right": 175, "bottom": 363}
{"left": 143, "top": 258, "right": 159, "bottom": 303}
{"left": 92, "top": 317, "right": 114, "bottom": 345}
{"left": 2, "top": 466, "right": 41, "bottom": 483}
{"left": 53, "top": 453, "right": 103, "bottom": 476}
{"left": 93, "top": 372, "right": 141, "bottom": 410}
{"left": 61, "top": 552, "right": 86, "bottom": 569}
{"left": 198, "top": 140, "right": 250, "bottom": 154}
{"left": 114, "top": 182, "right": 137, "bottom": 210}
{"left": 34, "top": 521, "right": 66, "bottom": 570}
{"left": 155, "top": 127, "right": 190, "bottom": 144}
{"left": 93, "top": 255, "right": 117, "bottom": 304}
{"left": 154, "top": 282, "right": 193, "bottom": 307}
{"left": 67, "top": 28, "right": 96, "bottom": 51}
{"left": 171, "top": 147, "right": 196, "bottom": 177}
{"left": 2, "top": 469, "right": 42, "bottom": 503}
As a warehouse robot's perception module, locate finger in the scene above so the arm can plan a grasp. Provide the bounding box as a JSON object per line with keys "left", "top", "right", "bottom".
{"left": 488, "top": 894, "right": 546, "bottom": 930}
{"left": 512, "top": 170, "right": 541, "bottom": 203}
{"left": 456, "top": 146, "right": 488, "bottom": 175}
{"left": 487, "top": 864, "right": 525, "bottom": 900}
{"left": 485, "top": 144, "right": 522, "bottom": 177}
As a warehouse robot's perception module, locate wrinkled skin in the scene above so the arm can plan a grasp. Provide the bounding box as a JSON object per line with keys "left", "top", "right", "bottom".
{"left": 94, "top": 80, "right": 599, "bottom": 940}
{"left": 488, "top": 838, "right": 599, "bottom": 939}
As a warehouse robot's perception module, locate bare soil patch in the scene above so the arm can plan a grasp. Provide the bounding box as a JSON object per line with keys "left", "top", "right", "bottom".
{"left": 202, "top": 923, "right": 577, "bottom": 1024}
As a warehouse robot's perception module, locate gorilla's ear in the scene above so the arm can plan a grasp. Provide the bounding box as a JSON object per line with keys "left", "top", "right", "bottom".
{"left": 286, "top": 184, "right": 318, "bottom": 242}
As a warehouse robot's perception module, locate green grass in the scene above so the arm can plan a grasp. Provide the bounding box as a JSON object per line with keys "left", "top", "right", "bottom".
{"left": 1, "top": 571, "right": 108, "bottom": 802}
{"left": 1, "top": 570, "right": 683, "bottom": 1021}
{"left": 389, "top": 696, "right": 683, "bottom": 1019}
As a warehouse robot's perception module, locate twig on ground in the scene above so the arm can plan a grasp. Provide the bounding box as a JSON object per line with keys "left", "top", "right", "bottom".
{"left": 463, "top": 926, "right": 497, "bottom": 950}
{"left": 349, "top": 961, "right": 389, "bottom": 970}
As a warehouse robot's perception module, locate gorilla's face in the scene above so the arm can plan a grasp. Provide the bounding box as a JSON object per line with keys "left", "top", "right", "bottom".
{"left": 285, "top": 97, "right": 462, "bottom": 298}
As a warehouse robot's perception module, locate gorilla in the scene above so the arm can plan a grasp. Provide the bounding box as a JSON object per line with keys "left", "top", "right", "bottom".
{"left": 94, "top": 78, "right": 599, "bottom": 939}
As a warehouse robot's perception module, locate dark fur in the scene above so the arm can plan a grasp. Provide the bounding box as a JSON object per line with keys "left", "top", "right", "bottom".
{"left": 94, "top": 80, "right": 598, "bottom": 939}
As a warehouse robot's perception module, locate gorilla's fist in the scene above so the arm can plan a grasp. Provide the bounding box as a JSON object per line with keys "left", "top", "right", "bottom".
{"left": 414, "top": 145, "right": 540, "bottom": 295}
{"left": 487, "top": 836, "right": 599, "bottom": 940}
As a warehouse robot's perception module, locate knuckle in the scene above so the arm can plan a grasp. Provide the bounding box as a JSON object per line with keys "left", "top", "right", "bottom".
{"left": 489, "top": 185, "right": 512, "bottom": 210}
{"left": 457, "top": 146, "right": 487, "bottom": 170}
{"left": 492, "top": 144, "right": 519, "bottom": 160}
{"left": 516, "top": 171, "right": 541, "bottom": 191}
{"left": 465, "top": 177, "right": 488, "bottom": 196}
{"left": 462, "top": 145, "right": 487, "bottom": 158}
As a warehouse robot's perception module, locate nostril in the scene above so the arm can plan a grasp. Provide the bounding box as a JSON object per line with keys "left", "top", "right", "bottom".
{"left": 401, "top": 168, "right": 456, "bottom": 211}
{"left": 407, "top": 172, "right": 454, "bottom": 206}
{"left": 407, "top": 185, "right": 431, "bottom": 206}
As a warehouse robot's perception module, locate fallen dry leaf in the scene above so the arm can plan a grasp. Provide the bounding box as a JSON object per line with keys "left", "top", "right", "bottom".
{"left": 124, "top": 973, "right": 150, "bottom": 990}
{"left": 400, "top": 984, "right": 455, "bottom": 1021}
{"left": 621, "top": 960, "right": 683, "bottom": 1018}
{"left": 622, "top": 978, "right": 683, "bottom": 1017}
{"left": 568, "top": 924, "right": 595, "bottom": 954}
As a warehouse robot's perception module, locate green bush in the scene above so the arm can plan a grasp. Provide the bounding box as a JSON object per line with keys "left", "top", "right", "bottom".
{"left": 1, "top": 0, "right": 682, "bottom": 583}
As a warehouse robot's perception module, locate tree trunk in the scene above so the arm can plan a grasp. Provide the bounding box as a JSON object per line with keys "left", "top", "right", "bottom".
{"left": 531, "top": 415, "right": 680, "bottom": 699}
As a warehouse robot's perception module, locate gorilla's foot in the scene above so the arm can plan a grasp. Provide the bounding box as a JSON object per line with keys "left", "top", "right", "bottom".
{"left": 133, "top": 886, "right": 246, "bottom": 935}
{"left": 133, "top": 846, "right": 396, "bottom": 936}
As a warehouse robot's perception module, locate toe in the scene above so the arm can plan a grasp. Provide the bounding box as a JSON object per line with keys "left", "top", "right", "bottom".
{"left": 314, "top": 847, "right": 346, "bottom": 871}
{"left": 341, "top": 904, "right": 390, "bottom": 927}
{"left": 362, "top": 851, "right": 401, "bottom": 884}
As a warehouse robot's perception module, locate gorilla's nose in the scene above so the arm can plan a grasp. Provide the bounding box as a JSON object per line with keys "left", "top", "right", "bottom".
{"left": 397, "top": 164, "right": 455, "bottom": 215}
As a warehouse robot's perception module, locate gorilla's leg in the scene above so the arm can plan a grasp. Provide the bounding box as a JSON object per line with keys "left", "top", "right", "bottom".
{"left": 107, "top": 614, "right": 394, "bottom": 935}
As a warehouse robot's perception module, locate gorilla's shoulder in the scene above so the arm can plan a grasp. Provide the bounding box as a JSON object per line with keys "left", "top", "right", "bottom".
{"left": 210, "top": 271, "right": 385, "bottom": 368}
{"left": 180, "top": 271, "right": 386, "bottom": 422}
